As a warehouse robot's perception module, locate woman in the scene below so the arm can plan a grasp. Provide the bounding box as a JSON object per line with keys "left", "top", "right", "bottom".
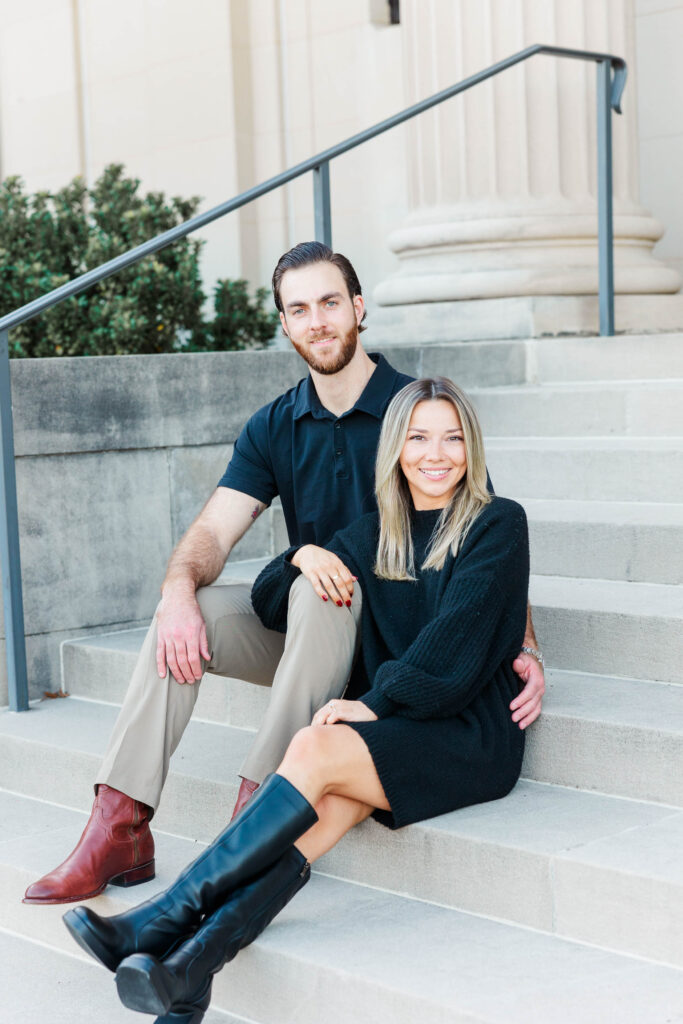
{"left": 63, "top": 377, "right": 530, "bottom": 1022}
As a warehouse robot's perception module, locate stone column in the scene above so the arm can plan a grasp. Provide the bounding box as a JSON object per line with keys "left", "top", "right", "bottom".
{"left": 372, "top": 0, "right": 683, "bottom": 340}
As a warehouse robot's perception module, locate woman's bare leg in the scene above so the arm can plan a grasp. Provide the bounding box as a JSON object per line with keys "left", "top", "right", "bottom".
{"left": 276, "top": 724, "right": 390, "bottom": 863}
{"left": 295, "top": 793, "right": 373, "bottom": 863}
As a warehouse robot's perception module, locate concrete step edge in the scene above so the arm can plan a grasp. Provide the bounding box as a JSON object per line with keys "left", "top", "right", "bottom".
{"left": 470, "top": 379, "right": 683, "bottom": 394}
{"left": 59, "top": 633, "right": 683, "bottom": 736}
{"left": 58, "top": 635, "right": 683, "bottom": 801}
{"left": 2, "top": 793, "right": 682, "bottom": 1023}
{"left": 521, "top": 498, "right": 683, "bottom": 526}
{"left": 0, "top": 703, "right": 682, "bottom": 964}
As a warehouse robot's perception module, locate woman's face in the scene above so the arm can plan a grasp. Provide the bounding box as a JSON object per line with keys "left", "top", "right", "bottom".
{"left": 399, "top": 399, "right": 467, "bottom": 510}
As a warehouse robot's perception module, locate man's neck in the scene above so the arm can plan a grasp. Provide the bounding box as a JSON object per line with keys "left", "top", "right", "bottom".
{"left": 310, "top": 345, "right": 377, "bottom": 417}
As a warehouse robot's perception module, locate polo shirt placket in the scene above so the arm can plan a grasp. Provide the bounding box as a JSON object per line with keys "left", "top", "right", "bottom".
{"left": 333, "top": 419, "right": 346, "bottom": 478}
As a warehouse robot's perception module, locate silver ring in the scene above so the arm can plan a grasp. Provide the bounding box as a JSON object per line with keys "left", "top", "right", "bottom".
{"left": 329, "top": 702, "right": 336, "bottom": 711}
{"left": 331, "top": 573, "right": 341, "bottom": 581}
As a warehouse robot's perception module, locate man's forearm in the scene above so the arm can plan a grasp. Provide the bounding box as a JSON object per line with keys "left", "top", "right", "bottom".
{"left": 160, "top": 489, "right": 267, "bottom": 600}
{"left": 524, "top": 601, "right": 537, "bottom": 647}
{"left": 161, "top": 524, "right": 229, "bottom": 598}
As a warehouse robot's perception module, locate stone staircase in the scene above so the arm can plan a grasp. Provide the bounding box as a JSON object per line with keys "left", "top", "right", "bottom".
{"left": 1, "top": 334, "right": 683, "bottom": 1022}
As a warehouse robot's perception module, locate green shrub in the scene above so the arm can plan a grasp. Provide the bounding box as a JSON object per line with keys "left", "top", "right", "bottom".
{"left": 195, "top": 279, "right": 279, "bottom": 353}
{"left": 0, "top": 165, "right": 278, "bottom": 357}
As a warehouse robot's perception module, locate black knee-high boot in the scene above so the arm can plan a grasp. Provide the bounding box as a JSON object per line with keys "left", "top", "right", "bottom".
{"left": 115, "top": 846, "right": 310, "bottom": 1019}
{"left": 62, "top": 774, "right": 316, "bottom": 972}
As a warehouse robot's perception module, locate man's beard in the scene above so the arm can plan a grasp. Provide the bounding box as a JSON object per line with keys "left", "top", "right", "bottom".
{"left": 291, "top": 324, "right": 358, "bottom": 375}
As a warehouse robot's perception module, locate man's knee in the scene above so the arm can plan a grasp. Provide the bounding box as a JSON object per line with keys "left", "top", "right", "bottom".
{"left": 195, "top": 583, "right": 254, "bottom": 628}
{"left": 288, "top": 575, "right": 362, "bottom": 627}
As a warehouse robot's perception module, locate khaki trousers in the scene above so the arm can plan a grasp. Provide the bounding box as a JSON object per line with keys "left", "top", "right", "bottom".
{"left": 96, "top": 576, "right": 362, "bottom": 811}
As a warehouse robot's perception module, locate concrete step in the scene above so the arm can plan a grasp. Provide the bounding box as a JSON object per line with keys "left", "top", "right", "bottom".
{"left": 66, "top": 572, "right": 683, "bottom": 690}
{"left": 524, "top": 670, "right": 683, "bottom": 805}
{"left": 523, "top": 498, "right": 683, "bottom": 583}
{"left": 472, "top": 379, "right": 683, "bottom": 437}
{"left": 1, "top": 700, "right": 682, "bottom": 967}
{"left": 2, "top": 791, "right": 682, "bottom": 1024}
{"left": 534, "top": 332, "right": 683, "bottom": 382}
{"left": 529, "top": 574, "right": 683, "bottom": 683}
{"left": 61, "top": 625, "right": 273, "bottom": 731}
{"left": 390, "top": 333, "right": 683, "bottom": 386}
{"left": 485, "top": 436, "right": 683, "bottom": 502}
{"left": 60, "top": 629, "right": 683, "bottom": 806}
{"left": 0, "top": 929, "right": 237, "bottom": 1024}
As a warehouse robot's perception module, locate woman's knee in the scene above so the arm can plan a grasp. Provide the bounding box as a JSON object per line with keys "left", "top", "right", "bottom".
{"left": 283, "top": 725, "right": 336, "bottom": 775}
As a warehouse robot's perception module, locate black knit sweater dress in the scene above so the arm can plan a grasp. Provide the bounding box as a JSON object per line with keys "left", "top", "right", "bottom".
{"left": 251, "top": 496, "right": 530, "bottom": 830}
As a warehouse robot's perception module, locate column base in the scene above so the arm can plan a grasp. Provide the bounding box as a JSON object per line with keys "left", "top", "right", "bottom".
{"left": 367, "top": 293, "right": 683, "bottom": 345}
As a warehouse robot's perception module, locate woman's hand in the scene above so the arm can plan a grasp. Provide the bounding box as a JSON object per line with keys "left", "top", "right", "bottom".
{"left": 312, "top": 699, "right": 378, "bottom": 726}
{"left": 291, "top": 544, "right": 356, "bottom": 606}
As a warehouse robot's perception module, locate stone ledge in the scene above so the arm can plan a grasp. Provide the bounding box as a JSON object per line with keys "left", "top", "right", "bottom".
{"left": 370, "top": 294, "right": 683, "bottom": 343}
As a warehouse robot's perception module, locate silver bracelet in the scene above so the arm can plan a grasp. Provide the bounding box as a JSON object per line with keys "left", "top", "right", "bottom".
{"left": 520, "top": 645, "right": 545, "bottom": 668}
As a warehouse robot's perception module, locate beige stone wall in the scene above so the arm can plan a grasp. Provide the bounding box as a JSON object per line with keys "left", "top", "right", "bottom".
{"left": 0, "top": 1, "right": 680, "bottom": 307}
{"left": 636, "top": 0, "right": 683, "bottom": 282}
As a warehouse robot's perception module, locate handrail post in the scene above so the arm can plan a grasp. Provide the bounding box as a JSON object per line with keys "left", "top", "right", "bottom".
{"left": 596, "top": 59, "right": 615, "bottom": 337}
{"left": 313, "top": 162, "right": 332, "bottom": 248}
{"left": 0, "top": 330, "right": 29, "bottom": 711}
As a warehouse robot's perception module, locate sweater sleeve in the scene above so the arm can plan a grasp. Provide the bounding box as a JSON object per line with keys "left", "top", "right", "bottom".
{"left": 250, "top": 547, "right": 302, "bottom": 633}
{"left": 250, "top": 519, "right": 370, "bottom": 633}
{"left": 360, "top": 504, "right": 529, "bottom": 721}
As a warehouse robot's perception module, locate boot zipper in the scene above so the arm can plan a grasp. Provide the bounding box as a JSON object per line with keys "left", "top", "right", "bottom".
{"left": 130, "top": 802, "right": 140, "bottom": 865}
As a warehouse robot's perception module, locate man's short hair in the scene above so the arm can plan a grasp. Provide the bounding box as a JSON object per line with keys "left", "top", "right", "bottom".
{"left": 272, "top": 242, "right": 367, "bottom": 332}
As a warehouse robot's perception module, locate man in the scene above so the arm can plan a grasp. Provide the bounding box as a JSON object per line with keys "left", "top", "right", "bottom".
{"left": 24, "top": 242, "right": 545, "bottom": 905}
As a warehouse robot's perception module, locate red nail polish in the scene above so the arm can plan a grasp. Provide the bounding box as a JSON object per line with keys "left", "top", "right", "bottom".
{"left": 345, "top": 600, "right": 351, "bottom": 607}
{"left": 336, "top": 600, "right": 343, "bottom": 606}
{"left": 322, "top": 595, "right": 328, "bottom": 601}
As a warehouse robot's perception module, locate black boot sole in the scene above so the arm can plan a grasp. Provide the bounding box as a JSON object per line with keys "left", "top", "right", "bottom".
{"left": 116, "top": 953, "right": 174, "bottom": 1015}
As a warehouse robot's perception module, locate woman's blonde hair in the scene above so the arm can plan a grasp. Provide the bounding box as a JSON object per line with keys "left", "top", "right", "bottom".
{"left": 374, "top": 377, "right": 491, "bottom": 580}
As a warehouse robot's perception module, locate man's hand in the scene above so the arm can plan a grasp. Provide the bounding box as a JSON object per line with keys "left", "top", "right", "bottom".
{"left": 510, "top": 651, "right": 545, "bottom": 729}
{"left": 155, "top": 488, "right": 266, "bottom": 683}
{"left": 312, "top": 698, "right": 378, "bottom": 726}
{"left": 291, "top": 545, "right": 356, "bottom": 606}
{"left": 156, "top": 591, "right": 211, "bottom": 684}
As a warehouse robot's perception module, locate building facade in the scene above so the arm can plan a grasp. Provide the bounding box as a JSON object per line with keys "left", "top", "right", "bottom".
{"left": 0, "top": 0, "right": 681, "bottom": 334}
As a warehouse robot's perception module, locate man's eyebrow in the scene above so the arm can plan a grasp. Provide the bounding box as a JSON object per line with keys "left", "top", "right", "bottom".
{"left": 285, "top": 291, "right": 344, "bottom": 309}
{"left": 407, "top": 425, "right": 463, "bottom": 432}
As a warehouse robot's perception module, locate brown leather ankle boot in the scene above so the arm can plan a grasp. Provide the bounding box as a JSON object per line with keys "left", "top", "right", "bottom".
{"left": 230, "top": 777, "right": 259, "bottom": 820}
{"left": 23, "top": 785, "right": 155, "bottom": 905}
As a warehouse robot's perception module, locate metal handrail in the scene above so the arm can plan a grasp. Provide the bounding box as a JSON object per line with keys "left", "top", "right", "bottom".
{"left": 0, "top": 43, "right": 625, "bottom": 710}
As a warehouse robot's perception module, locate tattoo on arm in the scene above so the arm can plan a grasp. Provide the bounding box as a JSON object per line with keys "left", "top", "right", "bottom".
{"left": 250, "top": 504, "right": 262, "bottom": 522}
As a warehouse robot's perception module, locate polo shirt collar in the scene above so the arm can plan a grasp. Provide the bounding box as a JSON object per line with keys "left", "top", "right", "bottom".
{"left": 293, "top": 353, "right": 398, "bottom": 421}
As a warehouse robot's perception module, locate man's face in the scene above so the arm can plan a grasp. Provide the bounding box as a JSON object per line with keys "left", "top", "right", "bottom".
{"left": 278, "top": 262, "right": 364, "bottom": 375}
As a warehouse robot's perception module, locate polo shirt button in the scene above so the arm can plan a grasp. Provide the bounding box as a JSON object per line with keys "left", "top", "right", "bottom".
{"left": 335, "top": 449, "right": 342, "bottom": 456}
{"left": 335, "top": 423, "right": 341, "bottom": 430}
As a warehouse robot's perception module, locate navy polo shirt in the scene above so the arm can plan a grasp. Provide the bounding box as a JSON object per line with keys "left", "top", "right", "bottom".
{"left": 218, "top": 354, "right": 414, "bottom": 547}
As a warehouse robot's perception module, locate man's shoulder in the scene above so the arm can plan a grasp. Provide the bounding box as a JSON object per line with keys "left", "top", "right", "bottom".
{"left": 381, "top": 356, "right": 414, "bottom": 395}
